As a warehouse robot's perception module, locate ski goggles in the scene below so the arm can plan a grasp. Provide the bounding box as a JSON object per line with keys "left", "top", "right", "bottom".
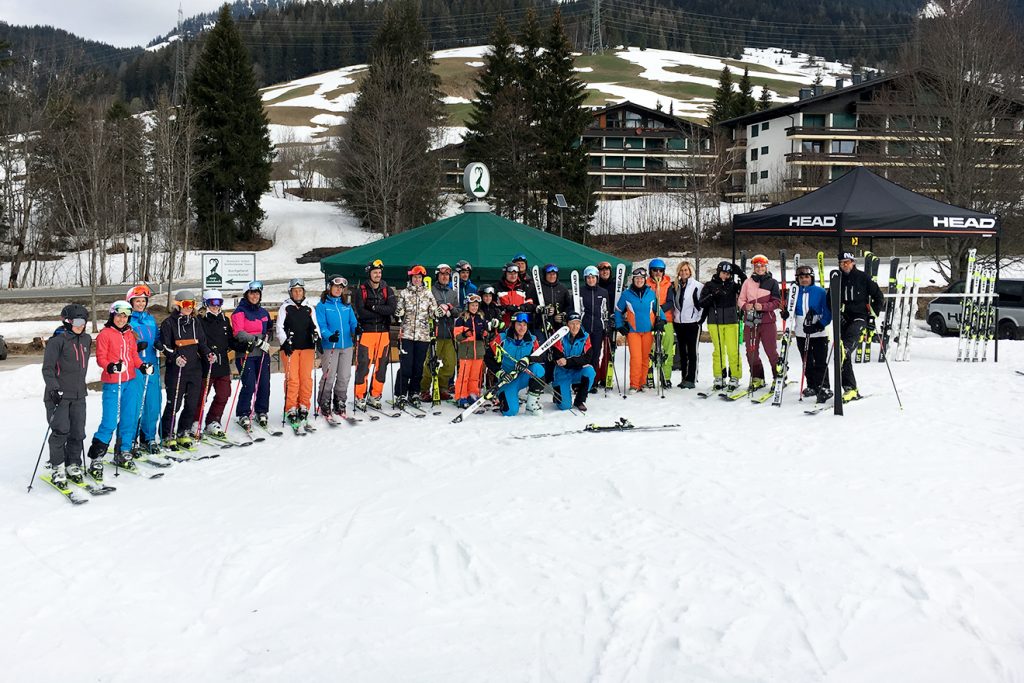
{"left": 328, "top": 276, "right": 349, "bottom": 287}
{"left": 751, "top": 255, "right": 769, "bottom": 267}
{"left": 466, "top": 294, "right": 482, "bottom": 304}
{"left": 513, "top": 312, "right": 530, "bottom": 324}
{"left": 504, "top": 264, "right": 520, "bottom": 274}
{"left": 69, "top": 317, "right": 87, "bottom": 327}
{"left": 246, "top": 280, "right": 264, "bottom": 292}
{"left": 597, "top": 262, "right": 612, "bottom": 270}
{"left": 795, "top": 267, "right": 814, "bottom": 278}
{"left": 407, "top": 266, "right": 426, "bottom": 277}
{"left": 288, "top": 278, "right": 306, "bottom": 289}
{"left": 126, "top": 284, "right": 151, "bottom": 301}
{"left": 632, "top": 267, "right": 648, "bottom": 278}
{"left": 178, "top": 299, "right": 196, "bottom": 309}
{"left": 112, "top": 305, "right": 132, "bottom": 316}
{"left": 544, "top": 264, "right": 559, "bottom": 274}
{"left": 205, "top": 298, "right": 224, "bottom": 307}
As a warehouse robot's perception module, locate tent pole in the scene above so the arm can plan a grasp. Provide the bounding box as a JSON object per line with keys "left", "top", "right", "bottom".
{"left": 995, "top": 232, "right": 1001, "bottom": 363}
{"left": 731, "top": 227, "right": 736, "bottom": 264}
{"left": 834, "top": 226, "right": 844, "bottom": 416}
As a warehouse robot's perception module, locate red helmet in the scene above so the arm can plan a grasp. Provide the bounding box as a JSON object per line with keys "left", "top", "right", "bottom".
{"left": 126, "top": 284, "right": 151, "bottom": 302}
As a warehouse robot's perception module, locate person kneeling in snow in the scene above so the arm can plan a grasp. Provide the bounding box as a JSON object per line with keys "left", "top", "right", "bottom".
{"left": 483, "top": 312, "right": 545, "bottom": 416}
{"left": 551, "top": 312, "right": 595, "bottom": 412}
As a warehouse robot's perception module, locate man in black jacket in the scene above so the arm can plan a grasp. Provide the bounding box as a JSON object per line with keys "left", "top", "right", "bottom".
{"left": 41, "top": 304, "right": 93, "bottom": 487}
{"left": 351, "top": 259, "right": 397, "bottom": 410}
{"left": 198, "top": 290, "right": 236, "bottom": 438}
{"left": 160, "top": 290, "right": 214, "bottom": 448}
{"left": 833, "top": 251, "right": 885, "bottom": 400}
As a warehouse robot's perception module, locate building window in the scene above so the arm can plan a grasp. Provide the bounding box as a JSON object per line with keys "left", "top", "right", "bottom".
{"left": 830, "top": 140, "right": 856, "bottom": 154}
{"left": 625, "top": 156, "right": 644, "bottom": 169}
{"left": 667, "top": 176, "right": 683, "bottom": 188}
{"left": 761, "top": 146, "right": 768, "bottom": 155}
{"left": 751, "top": 148, "right": 759, "bottom": 161}
{"left": 624, "top": 175, "right": 644, "bottom": 188}
{"left": 832, "top": 112, "right": 857, "bottom": 128}
{"left": 802, "top": 140, "right": 824, "bottom": 153}
{"left": 803, "top": 113, "right": 826, "bottom": 128}
{"left": 604, "top": 174, "right": 623, "bottom": 187}
{"left": 830, "top": 166, "right": 850, "bottom": 180}
{"left": 751, "top": 125, "right": 759, "bottom": 138}
{"left": 760, "top": 170, "right": 769, "bottom": 179}
{"left": 605, "top": 137, "right": 624, "bottom": 149}
{"left": 750, "top": 172, "right": 758, "bottom": 185}
{"left": 762, "top": 122, "right": 770, "bottom": 131}
{"left": 626, "top": 137, "right": 644, "bottom": 149}
{"left": 588, "top": 156, "right": 602, "bottom": 168}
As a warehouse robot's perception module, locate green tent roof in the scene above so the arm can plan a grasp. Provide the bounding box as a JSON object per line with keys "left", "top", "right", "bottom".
{"left": 319, "top": 208, "right": 630, "bottom": 286}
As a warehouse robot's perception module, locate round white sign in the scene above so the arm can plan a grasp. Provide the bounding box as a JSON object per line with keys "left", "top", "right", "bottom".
{"left": 463, "top": 162, "right": 491, "bottom": 199}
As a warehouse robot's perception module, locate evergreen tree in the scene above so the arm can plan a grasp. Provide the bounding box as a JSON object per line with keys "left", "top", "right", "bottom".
{"left": 187, "top": 4, "right": 273, "bottom": 248}
{"left": 758, "top": 85, "right": 773, "bottom": 111}
{"left": 708, "top": 66, "right": 735, "bottom": 124}
{"left": 464, "top": 16, "right": 537, "bottom": 222}
{"left": 339, "top": 0, "right": 444, "bottom": 235}
{"left": 537, "top": 8, "right": 596, "bottom": 239}
{"left": 736, "top": 67, "right": 757, "bottom": 117}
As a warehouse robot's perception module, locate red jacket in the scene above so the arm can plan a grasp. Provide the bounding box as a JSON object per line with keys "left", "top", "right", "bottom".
{"left": 96, "top": 324, "right": 143, "bottom": 383}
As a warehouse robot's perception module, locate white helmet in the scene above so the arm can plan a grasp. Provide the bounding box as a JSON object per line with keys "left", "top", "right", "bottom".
{"left": 203, "top": 289, "right": 224, "bottom": 304}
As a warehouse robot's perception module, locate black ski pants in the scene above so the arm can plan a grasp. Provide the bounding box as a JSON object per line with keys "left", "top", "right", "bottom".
{"left": 797, "top": 336, "right": 830, "bottom": 391}
{"left": 840, "top": 319, "right": 866, "bottom": 390}
{"left": 161, "top": 366, "right": 203, "bottom": 438}
{"left": 673, "top": 322, "right": 701, "bottom": 383}
{"left": 396, "top": 339, "right": 429, "bottom": 398}
{"left": 45, "top": 397, "right": 86, "bottom": 468}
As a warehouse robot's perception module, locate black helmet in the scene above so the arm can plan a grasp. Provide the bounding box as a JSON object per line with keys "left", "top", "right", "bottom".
{"left": 795, "top": 265, "right": 815, "bottom": 283}
{"left": 716, "top": 261, "right": 733, "bottom": 274}
{"left": 479, "top": 285, "right": 496, "bottom": 296}
{"left": 60, "top": 303, "right": 89, "bottom": 329}
{"left": 365, "top": 258, "right": 384, "bottom": 274}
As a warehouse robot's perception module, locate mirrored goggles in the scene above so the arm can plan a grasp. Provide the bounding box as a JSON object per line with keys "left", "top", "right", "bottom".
{"left": 329, "top": 276, "right": 349, "bottom": 287}
{"left": 70, "top": 317, "right": 87, "bottom": 327}
{"left": 206, "top": 299, "right": 224, "bottom": 307}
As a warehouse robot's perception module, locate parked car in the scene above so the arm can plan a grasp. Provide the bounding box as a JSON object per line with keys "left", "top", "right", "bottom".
{"left": 0, "top": 333, "right": 7, "bottom": 361}
{"left": 927, "top": 278, "right": 1024, "bottom": 339}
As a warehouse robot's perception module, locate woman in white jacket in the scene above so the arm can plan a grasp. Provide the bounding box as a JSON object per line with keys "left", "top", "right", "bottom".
{"left": 667, "top": 261, "right": 704, "bottom": 389}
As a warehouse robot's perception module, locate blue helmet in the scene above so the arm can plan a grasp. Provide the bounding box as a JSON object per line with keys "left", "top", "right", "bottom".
{"left": 512, "top": 253, "right": 528, "bottom": 263}
{"left": 583, "top": 266, "right": 599, "bottom": 277}
{"left": 649, "top": 258, "right": 667, "bottom": 271}
{"left": 513, "top": 312, "right": 530, "bottom": 324}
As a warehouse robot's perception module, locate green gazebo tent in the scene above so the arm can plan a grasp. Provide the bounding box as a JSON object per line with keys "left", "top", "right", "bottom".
{"left": 319, "top": 205, "right": 629, "bottom": 287}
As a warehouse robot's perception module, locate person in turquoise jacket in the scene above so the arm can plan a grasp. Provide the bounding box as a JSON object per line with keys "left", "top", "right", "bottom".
{"left": 126, "top": 284, "right": 163, "bottom": 453}
{"left": 614, "top": 267, "right": 665, "bottom": 392}
{"left": 316, "top": 275, "right": 360, "bottom": 417}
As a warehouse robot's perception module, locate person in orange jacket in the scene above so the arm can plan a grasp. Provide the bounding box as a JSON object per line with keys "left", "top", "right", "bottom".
{"left": 89, "top": 300, "right": 153, "bottom": 471}
{"left": 614, "top": 267, "right": 666, "bottom": 393}
{"left": 453, "top": 294, "right": 490, "bottom": 408}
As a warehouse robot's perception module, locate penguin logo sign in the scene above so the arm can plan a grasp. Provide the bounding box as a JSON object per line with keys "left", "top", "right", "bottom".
{"left": 201, "top": 253, "right": 256, "bottom": 290}
{"left": 463, "top": 162, "right": 491, "bottom": 198}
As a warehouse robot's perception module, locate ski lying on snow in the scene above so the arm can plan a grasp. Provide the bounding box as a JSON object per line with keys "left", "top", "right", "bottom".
{"left": 387, "top": 400, "right": 427, "bottom": 418}
{"left": 39, "top": 473, "right": 90, "bottom": 504}
{"left": 513, "top": 418, "right": 681, "bottom": 439}
{"left": 753, "top": 381, "right": 792, "bottom": 403}
{"left": 804, "top": 394, "right": 869, "bottom": 415}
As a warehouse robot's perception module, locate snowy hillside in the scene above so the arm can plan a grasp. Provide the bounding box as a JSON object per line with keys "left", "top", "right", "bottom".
{"left": 259, "top": 45, "right": 861, "bottom": 145}
{"left": 1, "top": 337, "right": 1023, "bottom": 681}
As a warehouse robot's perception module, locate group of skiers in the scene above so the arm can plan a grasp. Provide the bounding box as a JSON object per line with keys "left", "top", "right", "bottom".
{"left": 39, "top": 251, "right": 883, "bottom": 491}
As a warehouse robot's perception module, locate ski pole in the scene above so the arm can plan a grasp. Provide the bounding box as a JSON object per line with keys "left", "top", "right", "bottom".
{"left": 132, "top": 370, "right": 150, "bottom": 452}
{"left": 879, "top": 328, "right": 904, "bottom": 411}
{"left": 194, "top": 364, "right": 213, "bottom": 439}
{"left": 167, "top": 364, "right": 184, "bottom": 443}
{"left": 26, "top": 404, "right": 61, "bottom": 492}
{"left": 251, "top": 343, "right": 267, "bottom": 419}
{"left": 798, "top": 337, "right": 810, "bottom": 401}
{"left": 225, "top": 348, "right": 251, "bottom": 437}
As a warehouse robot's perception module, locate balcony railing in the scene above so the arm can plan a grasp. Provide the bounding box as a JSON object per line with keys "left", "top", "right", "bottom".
{"left": 786, "top": 126, "right": 1024, "bottom": 142}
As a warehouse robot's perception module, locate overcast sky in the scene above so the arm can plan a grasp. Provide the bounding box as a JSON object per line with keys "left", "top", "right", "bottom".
{"left": 1, "top": 0, "right": 225, "bottom": 47}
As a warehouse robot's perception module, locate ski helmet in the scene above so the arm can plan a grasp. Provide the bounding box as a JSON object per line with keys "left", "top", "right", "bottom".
{"left": 126, "top": 284, "right": 151, "bottom": 303}
{"left": 716, "top": 261, "right": 733, "bottom": 274}
{"left": 583, "top": 266, "right": 599, "bottom": 278}
{"left": 61, "top": 303, "right": 88, "bottom": 329}
{"left": 245, "top": 280, "right": 264, "bottom": 293}
{"left": 544, "top": 264, "right": 559, "bottom": 274}
{"left": 512, "top": 253, "right": 528, "bottom": 263}
{"left": 365, "top": 259, "right": 384, "bottom": 274}
{"left": 566, "top": 311, "right": 582, "bottom": 322}
{"left": 109, "top": 300, "right": 132, "bottom": 317}
{"left": 597, "top": 261, "right": 612, "bottom": 270}
{"left": 649, "top": 258, "right": 667, "bottom": 271}
{"left": 407, "top": 265, "right": 426, "bottom": 277}
{"left": 455, "top": 260, "right": 472, "bottom": 272}
{"left": 288, "top": 278, "right": 306, "bottom": 291}
{"left": 513, "top": 312, "right": 530, "bottom": 324}
{"left": 466, "top": 293, "right": 482, "bottom": 304}
{"left": 174, "top": 290, "right": 197, "bottom": 309}
{"left": 435, "top": 263, "right": 452, "bottom": 275}
{"left": 327, "top": 274, "right": 348, "bottom": 288}
{"left": 751, "top": 254, "right": 769, "bottom": 267}
{"left": 479, "top": 285, "right": 496, "bottom": 296}
{"left": 795, "top": 265, "right": 815, "bottom": 283}
{"left": 631, "top": 267, "right": 648, "bottom": 279}
{"left": 504, "top": 263, "right": 520, "bottom": 274}
{"left": 203, "top": 289, "right": 225, "bottom": 307}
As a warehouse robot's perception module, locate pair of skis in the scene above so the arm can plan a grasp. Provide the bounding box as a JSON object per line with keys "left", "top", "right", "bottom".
{"left": 512, "top": 417, "right": 680, "bottom": 439}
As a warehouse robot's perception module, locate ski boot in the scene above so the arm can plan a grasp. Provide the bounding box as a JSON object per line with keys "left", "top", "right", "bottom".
{"left": 457, "top": 397, "right": 471, "bottom": 409}
{"left": 111, "top": 451, "right": 137, "bottom": 471}
{"left": 816, "top": 388, "right": 834, "bottom": 404}
{"left": 66, "top": 464, "right": 84, "bottom": 485}
{"left": 141, "top": 440, "right": 162, "bottom": 455}
{"left": 205, "top": 421, "right": 225, "bottom": 438}
{"left": 661, "top": 378, "right": 673, "bottom": 389}
{"left": 354, "top": 397, "right": 367, "bottom": 411}
{"left": 751, "top": 378, "right": 766, "bottom": 390}
{"left": 712, "top": 378, "right": 725, "bottom": 391}
{"left": 393, "top": 395, "right": 407, "bottom": 409}
{"left": 176, "top": 433, "right": 194, "bottom": 450}
{"left": 802, "top": 387, "right": 818, "bottom": 398}
{"left": 87, "top": 437, "right": 108, "bottom": 462}
{"left": 366, "top": 395, "right": 382, "bottom": 410}
{"left": 87, "top": 457, "right": 105, "bottom": 484}
{"left": 841, "top": 387, "right": 860, "bottom": 402}
{"left": 51, "top": 463, "right": 68, "bottom": 488}
{"left": 408, "top": 394, "right": 422, "bottom": 409}
{"left": 237, "top": 415, "right": 253, "bottom": 431}
{"left": 525, "top": 392, "right": 542, "bottom": 415}
{"left": 726, "top": 377, "right": 740, "bottom": 391}
{"left": 256, "top": 414, "right": 269, "bottom": 429}
{"left": 573, "top": 385, "right": 589, "bottom": 412}
{"left": 286, "top": 408, "right": 301, "bottom": 427}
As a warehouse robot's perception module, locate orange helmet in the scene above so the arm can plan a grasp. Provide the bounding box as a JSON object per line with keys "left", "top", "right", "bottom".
{"left": 126, "top": 284, "right": 151, "bottom": 302}
{"left": 407, "top": 265, "right": 427, "bottom": 277}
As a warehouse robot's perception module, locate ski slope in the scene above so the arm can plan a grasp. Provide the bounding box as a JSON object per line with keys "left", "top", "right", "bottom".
{"left": 1, "top": 336, "right": 1023, "bottom": 681}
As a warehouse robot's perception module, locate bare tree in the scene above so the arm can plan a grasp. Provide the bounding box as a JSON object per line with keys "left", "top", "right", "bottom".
{"left": 879, "top": 0, "right": 1024, "bottom": 281}
{"left": 670, "top": 126, "right": 734, "bottom": 276}
{"left": 277, "top": 130, "right": 325, "bottom": 200}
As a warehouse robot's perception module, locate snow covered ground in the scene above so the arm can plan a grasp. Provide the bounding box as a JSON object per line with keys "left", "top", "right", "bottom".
{"left": 1, "top": 336, "right": 1022, "bottom": 681}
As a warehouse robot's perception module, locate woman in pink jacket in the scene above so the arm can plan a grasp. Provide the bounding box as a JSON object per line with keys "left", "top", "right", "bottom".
{"left": 737, "top": 254, "right": 783, "bottom": 389}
